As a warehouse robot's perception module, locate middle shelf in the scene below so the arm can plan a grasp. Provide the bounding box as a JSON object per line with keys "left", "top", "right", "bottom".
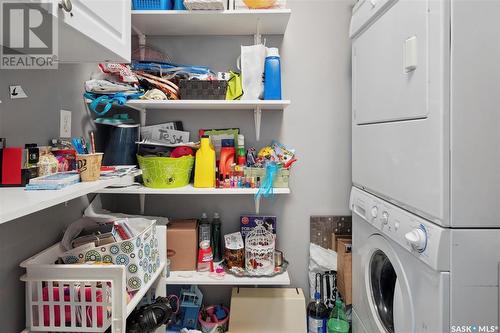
{"left": 96, "top": 184, "right": 290, "bottom": 195}
{"left": 166, "top": 270, "right": 290, "bottom": 286}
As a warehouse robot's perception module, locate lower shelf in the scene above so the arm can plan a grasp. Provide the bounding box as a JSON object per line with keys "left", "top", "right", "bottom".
{"left": 166, "top": 270, "right": 290, "bottom": 286}
{"left": 96, "top": 184, "right": 291, "bottom": 195}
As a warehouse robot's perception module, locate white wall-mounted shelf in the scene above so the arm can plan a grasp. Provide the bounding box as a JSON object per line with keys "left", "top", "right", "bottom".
{"left": 126, "top": 99, "right": 290, "bottom": 110}
{"left": 166, "top": 270, "right": 290, "bottom": 286}
{"left": 0, "top": 178, "right": 120, "bottom": 225}
{"left": 96, "top": 184, "right": 290, "bottom": 195}
{"left": 131, "top": 9, "right": 291, "bottom": 36}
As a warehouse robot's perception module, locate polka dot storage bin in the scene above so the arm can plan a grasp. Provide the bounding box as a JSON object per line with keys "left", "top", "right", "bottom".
{"left": 59, "top": 218, "right": 160, "bottom": 292}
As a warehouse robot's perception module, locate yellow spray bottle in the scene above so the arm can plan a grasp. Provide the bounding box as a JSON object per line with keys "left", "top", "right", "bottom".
{"left": 194, "top": 135, "right": 216, "bottom": 188}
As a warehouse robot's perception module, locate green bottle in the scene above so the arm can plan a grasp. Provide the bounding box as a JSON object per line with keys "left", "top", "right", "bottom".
{"left": 327, "top": 299, "right": 349, "bottom": 333}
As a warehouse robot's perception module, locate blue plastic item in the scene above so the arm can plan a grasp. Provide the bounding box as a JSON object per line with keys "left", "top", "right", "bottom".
{"left": 173, "top": 0, "right": 186, "bottom": 10}
{"left": 264, "top": 47, "right": 282, "bottom": 100}
{"left": 132, "top": 0, "right": 172, "bottom": 10}
{"left": 168, "top": 286, "right": 202, "bottom": 330}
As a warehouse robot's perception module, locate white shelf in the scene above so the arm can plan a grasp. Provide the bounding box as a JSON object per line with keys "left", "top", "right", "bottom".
{"left": 0, "top": 178, "right": 120, "bottom": 225}
{"left": 96, "top": 184, "right": 290, "bottom": 195}
{"left": 131, "top": 9, "right": 291, "bottom": 36}
{"left": 127, "top": 261, "right": 166, "bottom": 315}
{"left": 125, "top": 99, "right": 290, "bottom": 110}
{"left": 166, "top": 270, "right": 290, "bottom": 285}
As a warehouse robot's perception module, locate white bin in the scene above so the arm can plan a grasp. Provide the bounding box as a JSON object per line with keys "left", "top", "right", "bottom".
{"left": 20, "top": 223, "right": 167, "bottom": 333}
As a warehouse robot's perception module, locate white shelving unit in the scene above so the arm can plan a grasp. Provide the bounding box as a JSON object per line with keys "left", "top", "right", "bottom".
{"left": 166, "top": 270, "right": 290, "bottom": 286}
{"left": 131, "top": 9, "right": 291, "bottom": 36}
{"left": 0, "top": 178, "right": 120, "bottom": 225}
{"left": 96, "top": 184, "right": 290, "bottom": 195}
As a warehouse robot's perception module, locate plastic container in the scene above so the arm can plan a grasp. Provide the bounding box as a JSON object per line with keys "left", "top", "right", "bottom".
{"left": 219, "top": 139, "right": 235, "bottom": 178}
{"left": 198, "top": 305, "right": 230, "bottom": 333}
{"left": 237, "top": 134, "right": 246, "bottom": 166}
{"left": 197, "top": 241, "right": 214, "bottom": 272}
{"left": 327, "top": 299, "right": 349, "bottom": 333}
{"left": 194, "top": 136, "right": 216, "bottom": 188}
{"left": 132, "top": 0, "right": 172, "bottom": 10}
{"left": 173, "top": 0, "right": 186, "bottom": 9}
{"left": 264, "top": 47, "right": 282, "bottom": 100}
{"left": 199, "top": 212, "right": 211, "bottom": 244}
{"left": 21, "top": 223, "right": 167, "bottom": 332}
{"left": 244, "top": 166, "right": 290, "bottom": 188}
{"left": 307, "top": 292, "right": 329, "bottom": 333}
{"left": 95, "top": 123, "right": 139, "bottom": 166}
{"left": 211, "top": 212, "right": 223, "bottom": 262}
{"left": 138, "top": 154, "right": 194, "bottom": 188}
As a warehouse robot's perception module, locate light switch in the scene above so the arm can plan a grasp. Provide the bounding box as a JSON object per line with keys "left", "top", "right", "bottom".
{"left": 404, "top": 36, "right": 418, "bottom": 73}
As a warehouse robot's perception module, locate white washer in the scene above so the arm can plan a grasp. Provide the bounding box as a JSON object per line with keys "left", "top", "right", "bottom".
{"left": 351, "top": 187, "right": 500, "bottom": 333}
{"left": 350, "top": 0, "right": 500, "bottom": 228}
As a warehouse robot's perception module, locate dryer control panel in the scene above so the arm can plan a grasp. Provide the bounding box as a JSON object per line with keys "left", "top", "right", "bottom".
{"left": 350, "top": 186, "right": 450, "bottom": 271}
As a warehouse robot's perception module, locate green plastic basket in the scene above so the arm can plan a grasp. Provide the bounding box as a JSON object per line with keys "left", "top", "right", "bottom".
{"left": 138, "top": 155, "right": 194, "bottom": 188}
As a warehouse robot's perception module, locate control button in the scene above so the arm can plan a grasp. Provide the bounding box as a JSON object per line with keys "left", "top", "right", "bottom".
{"left": 381, "top": 211, "right": 389, "bottom": 225}
{"left": 371, "top": 206, "right": 378, "bottom": 218}
{"left": 404, "top": 227, "right": 427, "bottom": 252}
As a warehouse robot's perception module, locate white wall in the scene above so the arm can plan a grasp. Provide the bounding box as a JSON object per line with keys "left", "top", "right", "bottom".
{"left": 0, "top": 0, "right": 352, "bottom": 329}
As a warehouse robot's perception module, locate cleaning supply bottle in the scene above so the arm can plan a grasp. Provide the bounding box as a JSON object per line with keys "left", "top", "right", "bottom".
{"left": 194, "top": 135, "right": 216, "bottom": 188}
{"left": 197, "top": 240, "right": 214, "bottom": 272}
{"left": 308, "top": 292, "right": 329, "bottom": 333}
{"left": 219, "top": 139, "right": 235, "bottom": 178}
{"left": 308, "top": 273, "right": 329, "bottom": 333}
{"left": 237, "top": 134, "right": 246, "bottom": 166}
{"left": 211, "top": 212, "right": 223, "bottom": 262}
{"left": 264, "top": 47, "right": 282, "bottom": 100}
{"left": 199, "top": 212, "right": 211, "bottom": 244}
{"left": 327, "top": 298, "right": 349, "bottom": 333}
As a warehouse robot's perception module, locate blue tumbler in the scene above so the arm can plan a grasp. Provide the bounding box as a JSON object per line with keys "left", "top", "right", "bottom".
{"left": 264, "top": 47, "right": 282, "bottom": 100}
{"left": 174, "top": 0, "right": 186, "bottom": 10}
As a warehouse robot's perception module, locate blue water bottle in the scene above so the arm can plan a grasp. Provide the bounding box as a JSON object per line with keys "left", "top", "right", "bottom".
{"left": 264, "top": 47, "right": 282, "bottom": 100}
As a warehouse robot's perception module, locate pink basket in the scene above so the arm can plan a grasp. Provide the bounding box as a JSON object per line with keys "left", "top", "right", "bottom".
{"left": 198, "top": 305, "right": 230, "bottom": 333}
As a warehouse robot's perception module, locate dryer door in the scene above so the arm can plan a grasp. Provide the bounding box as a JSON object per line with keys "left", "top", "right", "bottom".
{"left": 351, "top": 0, "right": 449, "bottom": 224}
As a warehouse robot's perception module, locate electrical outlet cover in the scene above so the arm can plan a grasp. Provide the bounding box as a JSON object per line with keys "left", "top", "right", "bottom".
{"left": 60, "top": 110, "right": 72, "bottom": 138}
{"left": 9, "top": 85, "right": 28, "bottom": 99}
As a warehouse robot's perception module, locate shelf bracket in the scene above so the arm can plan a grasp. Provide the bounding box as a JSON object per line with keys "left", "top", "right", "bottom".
{"left": 132, "top": 25, "right": 147, "bottom": 61}
{"left": 254, "top": 107, "right": 262, "bottom": 141}
{"left": 254, "top": 18, "right": 262, "bottom": 44}
{"left": 139, "top": 108, "right": 147, "bottom": 127}
{"left": 139, "top": 193, "right": 146, "bottom": 215}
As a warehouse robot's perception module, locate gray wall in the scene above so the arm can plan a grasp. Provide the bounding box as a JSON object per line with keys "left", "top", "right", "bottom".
{"left": 0, "top": 0, "right": 352, "bottom": 329}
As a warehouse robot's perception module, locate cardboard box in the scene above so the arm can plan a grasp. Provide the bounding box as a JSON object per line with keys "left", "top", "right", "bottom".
{"left": 337, "top": 239, "right": 352, "bottom": 305}
{"left": 331, "top": 234, "right": 352, "bottom": 251}
{"left": 229, "top": 288, "right": 306, "bottom": 333}
{"left": 240, "top": 215, "right": 276, "bottom": 239}
{"left": 167, "top": 219, "right": 198, "bottom": 271}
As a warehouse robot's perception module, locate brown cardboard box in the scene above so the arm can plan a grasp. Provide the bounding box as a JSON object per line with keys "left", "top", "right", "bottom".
{"left": 167, "top": 219, "right": 198, "bottom": 271}
{"left": 331, "top": 234, "right": 352, "bottom": 251}
{"left": 337, "top": 239, "right": 352, "bottom": 305}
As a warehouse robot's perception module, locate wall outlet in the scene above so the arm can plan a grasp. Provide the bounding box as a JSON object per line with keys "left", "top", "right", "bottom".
{"left": 60, "top": 110, "right": 72, "bottom": 138}
{"left": 9, "top": 85, "right": 28, "bottom": 99}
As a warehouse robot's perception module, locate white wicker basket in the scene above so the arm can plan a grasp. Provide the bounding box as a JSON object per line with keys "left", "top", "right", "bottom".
{"left": 20, "top": 224, "right": 167, "bottom": 332}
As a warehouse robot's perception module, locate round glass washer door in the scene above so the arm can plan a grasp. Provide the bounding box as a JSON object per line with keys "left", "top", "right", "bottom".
{"left": 364, "top": 234, "right": 415, "bottom": 333}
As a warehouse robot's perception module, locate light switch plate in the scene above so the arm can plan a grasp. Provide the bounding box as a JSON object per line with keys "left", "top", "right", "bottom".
{"left": 60, "top": 110, "right": 72, "bottom": 138}
{"left": 9, "top": 85, "right": 28, "bottom": 99}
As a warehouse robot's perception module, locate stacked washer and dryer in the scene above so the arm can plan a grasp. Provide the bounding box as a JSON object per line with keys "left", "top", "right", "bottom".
{"left": 349, "top": 0, "right": 500, "bottom": 332}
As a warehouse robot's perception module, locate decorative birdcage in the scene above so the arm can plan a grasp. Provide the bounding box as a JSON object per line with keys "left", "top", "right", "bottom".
{"left": 245, "top": 221, "right": 275, "bottom": 275}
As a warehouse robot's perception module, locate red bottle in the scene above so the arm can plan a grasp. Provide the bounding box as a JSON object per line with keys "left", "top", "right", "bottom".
{"left": 197, "top": 240, "right": 214, "bottom": 272}
{"left": 219, "top": 139, "right": 235, "bottom": 178}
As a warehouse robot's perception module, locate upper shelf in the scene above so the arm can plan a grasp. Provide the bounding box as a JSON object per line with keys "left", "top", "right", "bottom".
{"left": 131, "top": 9, "right": 292, "bottom": 36}
{"left": 0, "top": 178, "right": 119, "bottom": 225}
{"left": 125, "top": 99, "right": 291, "bottom": 110}
{"left": 96, "top": 184, "right": 290, "bottom": 195}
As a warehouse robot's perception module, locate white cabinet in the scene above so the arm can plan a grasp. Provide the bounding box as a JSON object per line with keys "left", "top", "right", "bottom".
{"left": 57, "top": 0, "right": 131, "bottom": 63}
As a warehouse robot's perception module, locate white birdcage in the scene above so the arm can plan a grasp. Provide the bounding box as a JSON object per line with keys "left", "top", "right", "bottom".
{"left": 245, "top": 222, "right": 275, "bottom": 275}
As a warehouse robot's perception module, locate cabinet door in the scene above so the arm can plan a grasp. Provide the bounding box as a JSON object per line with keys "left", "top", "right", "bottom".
{"left": 57, "top": 0, "right": 131, "bottom": 63}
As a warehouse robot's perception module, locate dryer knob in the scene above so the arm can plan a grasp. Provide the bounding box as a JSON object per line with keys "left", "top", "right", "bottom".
{"left": 405, "top": 228, "right": 427, "bottom": 252}
{"left": 371, "top": 206, "right": 378, "bottom": 218}
{"left": 381, "top": 211, "right": 389, "bottom": 225}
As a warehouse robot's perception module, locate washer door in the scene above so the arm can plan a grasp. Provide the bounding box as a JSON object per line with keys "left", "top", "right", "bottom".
{"left": 362, "top": 234, "right": 415, "bottom": 333}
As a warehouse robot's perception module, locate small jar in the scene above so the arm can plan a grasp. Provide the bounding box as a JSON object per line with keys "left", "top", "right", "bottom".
{"left": 37, "top": 147, "right": 58, "bottom": 176}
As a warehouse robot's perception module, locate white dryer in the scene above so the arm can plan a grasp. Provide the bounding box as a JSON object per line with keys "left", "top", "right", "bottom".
{"left": 351, "top": 187, "right": 500, "bottom": 333}
{"left": 350, "top": 0, "right": 500, "bottom": 227}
